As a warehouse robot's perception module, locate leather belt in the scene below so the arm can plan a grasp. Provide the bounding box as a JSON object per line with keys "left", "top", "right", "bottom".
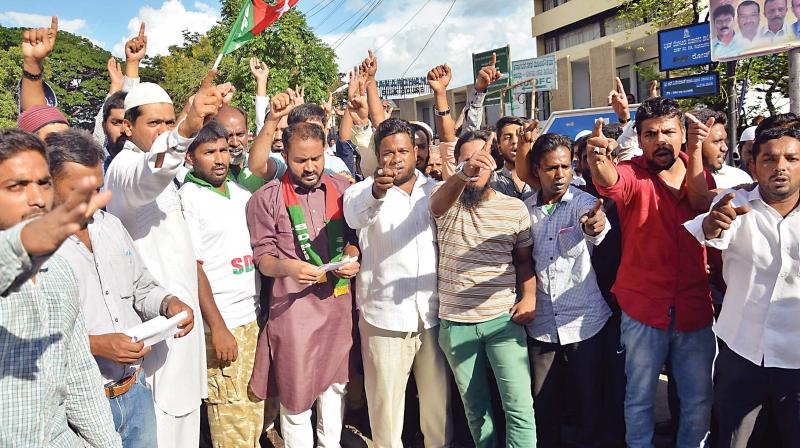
{"left": 105, "top": 369, "right": 139, "bottom": 398}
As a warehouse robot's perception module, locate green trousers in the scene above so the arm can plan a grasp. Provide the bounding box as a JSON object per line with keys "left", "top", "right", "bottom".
{"left": 438, "top": 314, "right": 536, "bottom": 447}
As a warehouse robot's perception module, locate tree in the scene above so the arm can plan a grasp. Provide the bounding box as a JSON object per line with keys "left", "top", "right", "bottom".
{"left": 155, "top": 1, "right": 339, "bottom": 129}
{"left": 0, "top": 26, "right": 114, "bottom": 129}
{"left": 618, "top": 0, "right": 789, "bottom": 120}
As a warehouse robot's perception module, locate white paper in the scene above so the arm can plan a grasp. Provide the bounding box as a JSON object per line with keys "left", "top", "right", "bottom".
{"left": 316, "top": 256, "right": 357, "bottom": 273}
{"left": 124, "top": 311, "right": 188, "bottom": 347}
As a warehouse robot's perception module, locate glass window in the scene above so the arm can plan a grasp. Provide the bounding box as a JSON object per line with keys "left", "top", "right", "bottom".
{"left": 543, "top": 0, "right": 569, "bottom": 12}
{"left": 635, "top": 58, "right": 659, "bottom": 100}
{"left": 544, "top": 36, "right": 558, "bottom": 54}
{"left": 558, "top": 22, "right": 601, "bottom": 50}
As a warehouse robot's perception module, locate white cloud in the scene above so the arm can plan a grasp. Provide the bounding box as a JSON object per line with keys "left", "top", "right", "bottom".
{"left": 112, "top": 0, "right": 220, "bottom": 57}
{"left": 0, "top": 11, "right": 87, "bottom": 33}
{"left": 319, "top": 0, "right": 536, "bottom": 87}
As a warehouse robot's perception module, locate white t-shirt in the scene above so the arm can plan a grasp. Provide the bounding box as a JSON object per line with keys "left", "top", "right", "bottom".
{"left": 713, "top": 164, "right": 753, "bottom": 190}
{"left": 179, "top": 177, "right": 259, "bottom": 329}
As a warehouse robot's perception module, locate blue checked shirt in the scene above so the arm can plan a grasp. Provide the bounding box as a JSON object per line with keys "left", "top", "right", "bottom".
{"left": 0, "top": 222, "right": 121, "bottom": 447}
{"left": 525, "top": 186, "right": 612, "bottom": 344}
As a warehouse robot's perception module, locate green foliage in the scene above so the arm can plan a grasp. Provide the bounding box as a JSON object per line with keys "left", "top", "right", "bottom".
{"left": 0, "top": 27, "right": 113, "bottom": 129}
{"left": 156, "top": 1, "right": 339, "bottom": 130}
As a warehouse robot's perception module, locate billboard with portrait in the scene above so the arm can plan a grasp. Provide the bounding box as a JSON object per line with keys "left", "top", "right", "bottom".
{"left": 710, "top": 0, "right": 800, "bottom": 61}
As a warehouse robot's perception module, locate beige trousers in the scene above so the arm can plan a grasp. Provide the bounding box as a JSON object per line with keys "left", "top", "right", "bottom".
{"left": 359, "top": 315, "right": 453, "bottom": 448}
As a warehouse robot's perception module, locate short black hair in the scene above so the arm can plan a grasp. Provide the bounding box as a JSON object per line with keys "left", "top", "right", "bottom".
{"left": 494, "top": 116, "right": 526, "bottom": 135}
{"left": 287, "top": 103, "right": 326, "bottom": 126}
{"left": 0, "top": 129, "right": 46, "bottom": 163}
{"left": 531, "top": 133, "right": 574, "bottom": 165}
{"left": 454, "top": 130, "right": 492, "bottom": 160}
{"left": 187, "top": 121, "right": 229, "bottom": 153}
{"left": 690, "top": 108, "right": 727, "bottom": 127}
{"left": 755, "top": 113, "right": 800, "bottom": 137}
{"left": 103, "top": 91, "right": 127, "bottom": 124}
{"left": 713, "top": 4, "right": 735, "bottom": 20}
{"left": 738, "top": 0, "right": 760, "bottom": 15}
{"left": 574, "top": 135, "right": 590, "bottom": 159}
{"left": 764, "top": 0, "right": 784, "bottom": 9}
{"left": 634, "top": 96, "right": 685, "bottom": 135}
{"left": 44, "top": 129, "right": 104, "bottom": 177}
{"left": 602, "top": 123, "right": 624, "bottom": 141}
{"left": 123, "top": 106, "right": 141, "bottom": 125}
{"left": 283, "top": 122, "right": 326, "bottom": 152}
{"left": 374, "top": 118, "right": 415, "bottom": 153}
{"left": 752, "top": 126, "right": 800, "bottom": 161}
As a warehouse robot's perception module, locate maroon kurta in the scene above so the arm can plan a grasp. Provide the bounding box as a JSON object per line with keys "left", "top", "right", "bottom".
{"left": 246, "top": 173, "right": 355, "bottom": 413}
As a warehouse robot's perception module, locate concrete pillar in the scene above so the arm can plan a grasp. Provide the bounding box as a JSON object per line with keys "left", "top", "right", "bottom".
{"left": 550, "top": 56, "right": 572, "bottom": 112}
{"left": 589, "top": 41, "right": 616, "bottom": 108}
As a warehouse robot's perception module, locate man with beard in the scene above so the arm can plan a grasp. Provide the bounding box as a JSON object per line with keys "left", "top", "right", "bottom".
{"left": 247, "top": 122, "right": 360, "bottom": 446}
{"left": 429, "top": 130, "right": 537, "bottom": 447}
{"left": 411, "top": 121, "right": 433, "bottom": 173}
{"left": 426, "top": 146, "right": 444, "bottom": 181}
{"left": 0, "top": 128, "right": 120, "bottom": 447}
{"left": 491, "top": 116, "right": 534, "bottom": 201}
{"left": 524, "top": 133, "right": 611, "bottom": 447}
{"left": 587, "top": 97, "right": 715, "bottom": 448}
{"left": 178, "top": 121, "right": 263, "bottom": 447}
{"left": 738, "top": 1, "right": 762, "bottom": 43}
{"left": 105, "top": 71, "right": 224, "bottom": 447}
{"left": 684, "top": 127, "right": 800, "bottom": 446}
{"left": 760, "top": 0, "right": 792, "bottom": 42}
{"left": 343, "top": 118, "right": 453, "bottom": 448}
{"left": 47, "top": 129, "right": 195, "bottom": 448}
{"left": 712, "top": 4, "right": 745, "bottom": 59}
{"left": 689, "top": 109, "right": 753, "bottom": 189}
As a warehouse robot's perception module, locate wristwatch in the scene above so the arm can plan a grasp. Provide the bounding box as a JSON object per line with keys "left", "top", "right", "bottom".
{"left": 454, "top": 161, "right": 471, "bottom": 182}
{"left": 434, "top": 107, "right": 451, "bottom": 117}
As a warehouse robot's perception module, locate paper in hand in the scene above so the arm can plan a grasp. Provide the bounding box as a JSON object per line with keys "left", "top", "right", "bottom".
{"left": 124, "top": 311, "right": 188, "bottom": 347}
{"left": 316, "top": 255, "right": 357, "bottom": 273}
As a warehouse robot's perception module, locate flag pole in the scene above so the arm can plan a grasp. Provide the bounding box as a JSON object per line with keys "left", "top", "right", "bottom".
{"left": 213, "top": 53, "right": 224, "bottom": 71}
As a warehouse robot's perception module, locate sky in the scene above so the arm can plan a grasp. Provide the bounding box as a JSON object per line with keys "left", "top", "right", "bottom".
{"left": 0, "top": 0, "right": 537, "bottom": 87}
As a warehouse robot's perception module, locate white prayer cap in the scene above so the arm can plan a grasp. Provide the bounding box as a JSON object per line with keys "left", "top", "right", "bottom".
{"left": 575, "top": 129, "right": 592, "bottom": 140}
{"left": 410, "top": 121, "right": 434, "bottom": 141}
{"left": 124, "top": 82, "right": 173, "bottom": 112}
{"left": 739, "top": 126, "right": 757, "bottom": 143}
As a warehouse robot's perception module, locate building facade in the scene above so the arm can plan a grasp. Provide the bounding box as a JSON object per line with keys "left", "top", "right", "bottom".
{"left": 532, "top": 0, "right": 658, "bottom": 116}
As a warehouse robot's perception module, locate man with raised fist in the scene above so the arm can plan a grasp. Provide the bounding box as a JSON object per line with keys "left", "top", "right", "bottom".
{"left": 105, "top": 69, "right": 224, "bottom": 447}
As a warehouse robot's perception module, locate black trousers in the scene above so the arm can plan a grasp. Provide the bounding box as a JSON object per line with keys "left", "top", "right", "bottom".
{"left": 714, "top": 340, "right": 800, "bottom": 448}
{"left": 528, "top": 326, "right": 605, "bottom": 448}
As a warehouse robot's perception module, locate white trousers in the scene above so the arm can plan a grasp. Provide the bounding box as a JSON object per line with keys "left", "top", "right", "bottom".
{"left": 280, "top": 382, "right": 347, "bottom": 448}
{"left": 359, "top": 316, "right": 453, "bottom": 448}
{"left": 155, "top": 405, "right": 200, "bottom": 448}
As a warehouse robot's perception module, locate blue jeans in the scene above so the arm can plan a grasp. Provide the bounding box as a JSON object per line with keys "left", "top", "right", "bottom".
{"left": 107, "top": 373, "right": 158, "bottom": 448}
{"left": 620, "top": 311, "right": 714, "bottom": 448}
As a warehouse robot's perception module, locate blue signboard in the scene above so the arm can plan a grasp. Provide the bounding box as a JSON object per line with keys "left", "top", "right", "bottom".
{"left": 661, "top": 73, "right": 720, "bottom": 99}
{"left": 658, "top": 22, "right": 712, "bottom": 71}
{"left": 543, "top": 109, "right": 636, "bottom": 139}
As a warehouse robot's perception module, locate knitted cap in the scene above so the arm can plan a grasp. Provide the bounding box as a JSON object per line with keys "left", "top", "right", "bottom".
{"left": 17, "top": 105, "right": 68, "bottom": 133}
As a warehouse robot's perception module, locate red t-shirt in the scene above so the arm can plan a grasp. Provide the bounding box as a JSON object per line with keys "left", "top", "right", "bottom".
{"left": 594, "top": 152, "right": 713, "bottom": 331}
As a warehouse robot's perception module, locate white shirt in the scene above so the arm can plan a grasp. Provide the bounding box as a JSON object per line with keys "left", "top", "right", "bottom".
{"left": 759, "top": 22, "right": 792, "bottom": 42}
{"left": 343, "top": 171, "right": 439, "bottom": 332}
{"left": 525, "top": 187, "right": 611, "bottom": 344}
{"left": 712, "top": 164, "right": 753, "bottom": 190}
{"left": 179, "top": 177, "right": 259, "bottom": 330}
{"left": 683, "top": 187, "right": 800, "bottom": 368}
{"left": 105, "top": 126, "right": 207, "bottom": 416}
{"left": 616, "top": 121, "right": 643, "bottom": 162}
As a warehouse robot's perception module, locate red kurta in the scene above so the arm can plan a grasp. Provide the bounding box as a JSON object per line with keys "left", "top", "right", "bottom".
{"left": 246, "top": 173, "right": 355, "bottom": 413}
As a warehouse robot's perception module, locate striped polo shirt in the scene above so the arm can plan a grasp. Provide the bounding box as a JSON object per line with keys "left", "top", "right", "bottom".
{"left": 434, "top": 187, "right": 533, "bottom": 323}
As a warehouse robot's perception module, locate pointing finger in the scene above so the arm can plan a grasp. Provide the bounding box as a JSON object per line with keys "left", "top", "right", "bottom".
{"left": 481, "top": 132, "right": 496, "bottom": 153}
{"left": 615, "top": 76, "right": 625, "bottom": 95}
{"left": 138, "top": 22, "right": 145, "bottom": 39}
{"left": 705, "top": 117, "right": 715, "bottom": 129}
{"left": 590, "top": 198, "right": 604, "bottom": 215}
{"left": 717, "top": 192, "right": 736, "bottom": 208}
{"left": 201, "top": 69, "right": 217, "bottom": 89}
{"left": 50, "top": 16, "right": 58, "bottom": 33}
{"left": 490, "top": 52, "right": 496, "bottom": 67}
{"left": 592, "top": 118, "right": 604, "bottom": 138}
{"left": 685, "top": 112, "right": 701, "bottom": 126}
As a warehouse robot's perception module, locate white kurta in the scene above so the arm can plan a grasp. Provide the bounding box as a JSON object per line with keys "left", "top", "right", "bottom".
{"left": 104, "top": 127, "right": 207, "bottom": 417}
